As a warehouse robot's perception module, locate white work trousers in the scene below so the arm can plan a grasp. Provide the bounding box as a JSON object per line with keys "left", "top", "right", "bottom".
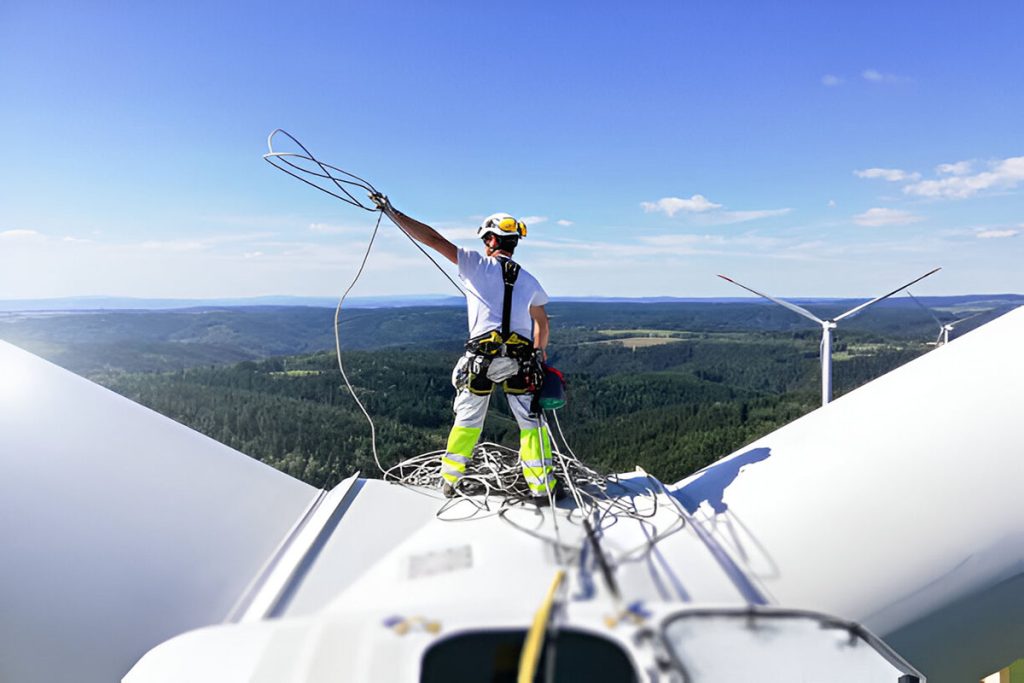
{"left": 440, "top": 360, "right": 556, "bottom": 495}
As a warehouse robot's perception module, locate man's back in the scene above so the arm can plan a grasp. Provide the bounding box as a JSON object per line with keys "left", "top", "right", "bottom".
{"left": 457, "top": 248, "right": 548, "bottom": 341}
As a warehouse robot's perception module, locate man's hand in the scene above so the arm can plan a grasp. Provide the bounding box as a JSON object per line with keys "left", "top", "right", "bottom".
{"left": 368, "top": 192, "right": 391, "bottom": 212}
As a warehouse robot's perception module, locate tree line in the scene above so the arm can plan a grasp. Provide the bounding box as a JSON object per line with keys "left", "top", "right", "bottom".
{"left": 96, "top": 332, "right": 927, "bottom": 488}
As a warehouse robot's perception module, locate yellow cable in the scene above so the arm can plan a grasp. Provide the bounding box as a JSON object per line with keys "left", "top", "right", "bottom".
{"left": 517, "top": 569, "right": 566, "bottom": 683}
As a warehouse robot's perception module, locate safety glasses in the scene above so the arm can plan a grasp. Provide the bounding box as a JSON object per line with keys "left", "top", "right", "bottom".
{"left": 491, "top": 216, "right": 528, "bottom": 237}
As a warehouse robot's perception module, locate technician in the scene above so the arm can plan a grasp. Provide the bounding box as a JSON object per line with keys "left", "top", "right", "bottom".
{"left": 370, "top": 194, "right": 557, "bottom": 502}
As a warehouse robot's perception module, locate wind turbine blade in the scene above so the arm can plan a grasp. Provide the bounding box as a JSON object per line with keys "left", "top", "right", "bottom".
{"left": 833, "top": 267, "right": 942, "bottom": 322}
{"left": 905, "top": 289, "right": 945, "bottom": 327}
{"left": 950, "top": 309, "right": 990, "bottom": 328}
{"left": 717, "top": 274, "right": 824, "bottom": 325}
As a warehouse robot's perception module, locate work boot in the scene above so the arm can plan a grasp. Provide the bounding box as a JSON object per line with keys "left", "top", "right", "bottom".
{"left": 441, "top": 481, "right": 456, "bottom": 499}
{"left": 532, "top": 481, "right": 566, "bottom": 507}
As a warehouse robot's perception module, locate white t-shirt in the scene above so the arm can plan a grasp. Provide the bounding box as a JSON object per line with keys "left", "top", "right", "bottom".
{"left": 457, "top": 248, "right": 549, "bottom": 340}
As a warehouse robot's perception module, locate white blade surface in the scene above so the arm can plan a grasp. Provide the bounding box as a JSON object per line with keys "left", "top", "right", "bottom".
{"left": 0, "top": 341, "right": 319, "bottom": 683}
{"left": 717, "top": 274, "right": 824, "bottom": 325}
{"left": 833, "top": 267, "right": 941, "bottom": 322}
{"left": 672, "top": 306, "right": 1024, "bottom": 683}
{"left": 950, "top": 309, "right": 989, "bottom": 327}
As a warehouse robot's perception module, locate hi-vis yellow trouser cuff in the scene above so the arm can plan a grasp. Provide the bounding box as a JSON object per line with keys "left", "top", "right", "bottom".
{"left": 520, "top": 426, "right": 556, "bottom": 495}
{"left": 441, "top": 426, "right": 481, "bottom": 484}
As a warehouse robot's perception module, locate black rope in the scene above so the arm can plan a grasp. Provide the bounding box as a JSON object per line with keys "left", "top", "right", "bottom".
{"left": 263, "top": 128, "right": 469, "bottom": 300}
{"left": 263, "top": 129, "right": 379, "bottom": 210}
{"left": 393, "top": 220, "right": 470, "bottom": 299}
{"left": 263, "top": 128, "right": 479, "bottom": 478}
{"left": 583, "top": 517, "right": 622, "bottom": 601}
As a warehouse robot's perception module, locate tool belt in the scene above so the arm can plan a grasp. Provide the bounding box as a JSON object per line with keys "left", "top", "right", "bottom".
{"left": 458, "top": 330, "right": 541, "bottom": 392}
{"left": 453, "top": 256, "right": 543, "bottom": 396}
{"left": 453, "top": 349, "right": 543, "bottom": 397}
{"left": 465, "top": 330, "right": 535, "bottom": 360}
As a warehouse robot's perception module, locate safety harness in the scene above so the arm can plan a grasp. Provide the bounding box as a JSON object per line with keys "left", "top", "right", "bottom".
{"left": 500, "top": 258, "right": 521, "bottom": 344}
{"left": 465, "top": 257, "right": 533, "bottom": 359}
{"left": 456, "top": 257, "right": 544, "bottom": 392}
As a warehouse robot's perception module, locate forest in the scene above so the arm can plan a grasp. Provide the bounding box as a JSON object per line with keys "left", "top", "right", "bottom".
{"left": 5, "top": 299, "right": 1002, "bottom": 488}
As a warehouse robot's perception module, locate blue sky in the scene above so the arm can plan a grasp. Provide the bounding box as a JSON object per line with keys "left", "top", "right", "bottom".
{"left": 1, "top": 1, "right": 1021, "bottom": 299}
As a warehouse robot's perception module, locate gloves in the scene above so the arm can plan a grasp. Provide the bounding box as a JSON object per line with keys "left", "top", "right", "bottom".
{"left": 368, "top": 192, "right": 391, "bottom": 212}
{"left": 529, "top": 349, "right": 546, "bottom": 392}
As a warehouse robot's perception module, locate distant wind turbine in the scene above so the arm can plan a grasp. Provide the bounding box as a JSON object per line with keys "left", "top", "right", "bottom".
{"left": 906, "top": 290, "right": 990, "bottom": 347}
{"left": 718, "top": 268, "right": 941, "bottom": 406}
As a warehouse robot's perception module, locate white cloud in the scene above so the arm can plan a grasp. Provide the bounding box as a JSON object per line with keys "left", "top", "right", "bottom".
{"left": 821, "top": 74, "right": 842, "bottom": 86}
{"left": 639, "top": 233, "right": 778, "bottom": 249}
{"left": 556, "top": 219, "right": 574, "bottom": 226}
{"left": 642, "top": 195, "right": 790, "bottom": 225}
{"left": 528, "top": 230, "right": 802, "bottom": 262}
{"left": 445, "top": 227, "right": 484, "bottom": 241}
{"left": 637, "top": 234, "right": 705, "bottom": 248}
{"left": 936, "top": 160, "right": 972, "bottom": 176}
{"left": 521, "top": 216, "right": 547, "bottom": 225}
{"left": 201, "top": 213, "right": 305, "bottom": 230}
{"left": 862, "top": 69, "right": 907, "bottom": 83}
{"left": 855, "top": 167, "right": 921, "bottom": 182}
{"left": 309, "top": 222, "right": 360, "bottom": 234}
{"left": 0, "top": 227, "right": 441, "bottom": 299}
{"left": 903, "top": 156, "right": 1024, "bottom": 199}
{"left": 137, "top": 239, "right": 209, "bottom": 252}
{"left": 0, "top": 229, "right": 41, "bottom": 240}
{"left": 853, "top": 208, "right": 924, "bottom": 227}
{"left": 976, "top": 229, "right": 1019, "bottom": 239}
{"left": 827, "top": 199, "right": 837, "bottom": 208}
{"left": 114, "top": 232, "right": 278, "bottom": 254}
{"left": 641, "top": 194, "right": 722, "bottom": 216}
{"left": 702, "top": 208, "right": 792, "bottom": 225}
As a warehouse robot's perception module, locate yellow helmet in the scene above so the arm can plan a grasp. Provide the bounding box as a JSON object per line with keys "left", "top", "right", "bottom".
{"left": 478, "top": 213, "right": 527, "bottom": 239}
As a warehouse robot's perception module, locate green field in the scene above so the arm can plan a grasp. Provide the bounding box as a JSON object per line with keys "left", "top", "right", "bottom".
{"left": 597, "top": 336, "right": 685, "bottom": 348}
{"left": 597, "top": 328, "right": 695, "bottom": 337}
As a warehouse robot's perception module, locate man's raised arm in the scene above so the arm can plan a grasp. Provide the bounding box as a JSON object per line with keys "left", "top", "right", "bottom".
{"left": 371, "top": 193, "right": 457, "bottom": 265}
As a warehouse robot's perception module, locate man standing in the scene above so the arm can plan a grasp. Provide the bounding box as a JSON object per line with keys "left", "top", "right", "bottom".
{"left": 371, "top": 195, "right": 557, "bottom": 502}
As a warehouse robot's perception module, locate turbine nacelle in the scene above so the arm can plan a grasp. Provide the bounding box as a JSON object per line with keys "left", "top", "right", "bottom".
{"left": 718, "top": 268, "right": 941, "bottom": 405}
{"left": 907, "top": 290, "right": 991, "bottom": 348}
